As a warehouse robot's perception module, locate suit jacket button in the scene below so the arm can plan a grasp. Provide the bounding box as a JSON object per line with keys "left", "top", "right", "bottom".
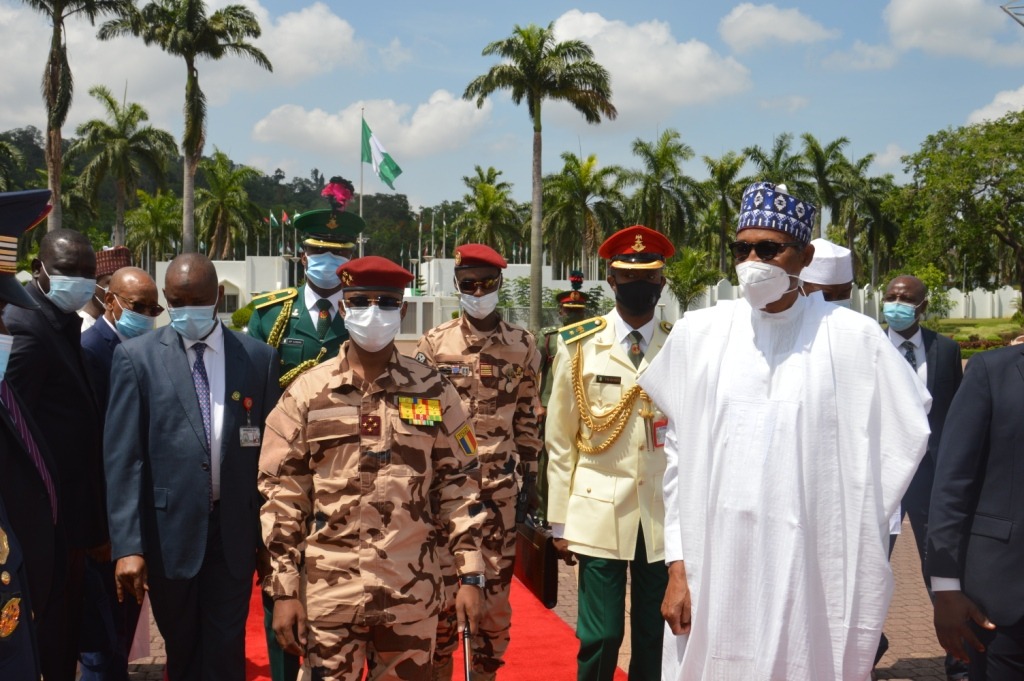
{"left": 201, "top": 462, "right": 210, "bottom": 471}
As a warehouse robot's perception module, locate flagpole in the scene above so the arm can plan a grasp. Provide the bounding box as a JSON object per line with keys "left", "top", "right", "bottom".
{"left": 430, "top": 212, "right": 435, "bottom": 258}
{"left": 359, "top": 108, "right": 365, "bottom": 258}
{"left": 442, "top": 212, "right": 447, "bottom": 259}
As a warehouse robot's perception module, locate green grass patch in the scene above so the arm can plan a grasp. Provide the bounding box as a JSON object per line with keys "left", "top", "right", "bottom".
{"left": 927, "top": 317, "right": 1023, "bottom": 341}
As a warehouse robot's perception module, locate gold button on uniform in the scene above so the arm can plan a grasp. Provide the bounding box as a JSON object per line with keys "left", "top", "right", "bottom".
{"left": 0, "top": 571, "right": 9, "bottom": 585}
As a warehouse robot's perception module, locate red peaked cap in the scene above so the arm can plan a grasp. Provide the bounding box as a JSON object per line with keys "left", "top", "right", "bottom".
{"left": 336, "top": 255, "right": 413, "bottom": 291}
{"left": 598, "top": 225, "right": 675, "bottom": 269}
{"left": 454, "top": 243, "right": 507, "bottom": 269}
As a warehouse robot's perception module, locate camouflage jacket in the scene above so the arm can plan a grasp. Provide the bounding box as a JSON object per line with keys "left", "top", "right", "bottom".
{"left": 258, "top": 343, "right": 485, "bottom": 626}
{"left": 414, "top": 315, "right": 542, "bottom": 498}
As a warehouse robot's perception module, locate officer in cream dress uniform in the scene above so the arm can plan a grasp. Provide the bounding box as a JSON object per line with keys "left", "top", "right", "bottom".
{"left": 545, "top": 225, "right": 674, "bottom": 681}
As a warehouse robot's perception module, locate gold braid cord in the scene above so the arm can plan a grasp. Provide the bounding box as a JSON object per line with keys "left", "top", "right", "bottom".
{"left": 279, "top": 346, "right": 328, "bottom": 389}
{"left": 266, "top": 299, "right": 294, "bottom": 350}
{"left": 571, "top": 342, "right": 647, "bottom": 454}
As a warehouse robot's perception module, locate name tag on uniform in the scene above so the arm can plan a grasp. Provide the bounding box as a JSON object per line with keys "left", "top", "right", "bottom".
{"left": 240, "top": 426, "right": 261, "bottom": 447}
{"left": 595, "top": 375, "right": 621, "bottom": 385}
{"left": 439, "top": 363, "right": 471, "bottom": 377}
{"left": 282, "top": 338, "right": 303, "bottom": 346}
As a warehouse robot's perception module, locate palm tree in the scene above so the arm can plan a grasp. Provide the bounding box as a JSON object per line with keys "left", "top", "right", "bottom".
{"left": 0, "top": 140, "right": 24, "bottom": 191}
{"left": 464, "top": 22, "right": 616, "bottom": 331}
{"left": 68, "top": 85, "right": 178, "bottom": 247}
{"left": 623, "top": 129, "right": 701, "bottom": 243}
{"left": 125, "top": 189, "right": 182, "bottom": 274}
{"left": 801, "top": 133, "right": 850, "bottom": 238}
{"left": 23, "top": 0, "right": 134, "bottom": 231}
{"left": 194, "top": 147, "right": 263, "bottom": 259}
{"left": 450, "top": 166, "right": 521, "bottom": 252}
{"left": 664, "top": 249, "right": 723, "bottom": 313}
{"left": 833, "top": 152, "right": 875, "bottom": 279}
{"left": 743, "top": 132, "right": 813, "bottom": 198}
{"left": 543, "top": 151, "right": 625, "bottom": 279}
{"left": 99, "top": 0, "right": 272, "bottom": 253}
{"left": 702, "top": 152, "right": 749, "bottom": 272}
{"left": 862, "top": 175, "right": 899, "bottom": 288}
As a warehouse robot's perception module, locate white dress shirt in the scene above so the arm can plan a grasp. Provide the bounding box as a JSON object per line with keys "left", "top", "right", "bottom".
{"left": 183, "top": 322, "right": 226, "bottom": 501}
{"left": 304, "top": 285, "right": 343, "bottom": 329}
{"left": 610, "top": 309, "right": 656, "bottom": 357}
{"left": 888, "top": 326, "right": 928, "bottom": 386}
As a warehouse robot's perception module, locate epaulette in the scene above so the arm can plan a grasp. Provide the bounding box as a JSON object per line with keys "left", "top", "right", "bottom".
{"left": 660, "top": 320, "right": 673, "bottom": 334}
{"left": 252, "top": 287, "right": 298, "bottom": 310}
{"left": 559, "top": 316, "right": 606, "bottom": 344}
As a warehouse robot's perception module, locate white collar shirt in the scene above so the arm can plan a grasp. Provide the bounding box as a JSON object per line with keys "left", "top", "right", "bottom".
{"left": 610, "top": 308, "right": 656, "bottom": 357}
{"left": 304, "top": 285, "right": 343, "bottom": 329}
{"left": 182, "top": 322, "right": 226, "bottom": 501}
{"left": 888, "top": 326, "right": 927, "bottom": 385}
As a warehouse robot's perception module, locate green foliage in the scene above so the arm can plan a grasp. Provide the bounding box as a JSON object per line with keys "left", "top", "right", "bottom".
{"left": 914, "top": 263, "right": 952, "bottom": 320}
{"left": 664, "top": 250, "right": 723, "bottom": 312}
{"left": 232, "top": 301, "right": 254, "bottom": 330}
{"left": 584, "top": 285, "right": 613, "bottom": 317}
{"left": 1013, "top": 296, "right": 1024, "bottom": 327}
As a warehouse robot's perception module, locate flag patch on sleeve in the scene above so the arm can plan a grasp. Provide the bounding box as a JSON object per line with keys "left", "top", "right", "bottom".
{"left": 454, "top": 423, "right": 478, "bottom": 457}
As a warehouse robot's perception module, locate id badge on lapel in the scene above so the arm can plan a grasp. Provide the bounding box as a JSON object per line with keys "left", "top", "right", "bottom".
{"left": 239, "top": 396, "right": 261, "bottom": 447}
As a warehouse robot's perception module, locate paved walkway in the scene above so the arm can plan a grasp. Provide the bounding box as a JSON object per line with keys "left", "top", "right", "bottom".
{"left": 126, "top": 518, "right": 948, "bottom": 680}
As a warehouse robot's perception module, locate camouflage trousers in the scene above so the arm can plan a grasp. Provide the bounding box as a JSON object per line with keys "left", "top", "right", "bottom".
{"left": 307, "top": 615, "right": 438, "bottom": 681}
{"left": 433, "top": 495, "right": 517, "bottom": 676}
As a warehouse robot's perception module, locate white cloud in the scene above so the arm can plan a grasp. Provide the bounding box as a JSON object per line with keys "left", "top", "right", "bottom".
{"left": 967, "top": 85, "right": 1024, "bottom": 124}
{"left": 552, "top": 10, "right": 750, "bottom": 122}
{"left": 257, "top": 3, "right": 365, "bottom": 80}
{"left": 823, "top": 41, "right": 900, "bottom": 70}
{"left": 379, "top": 38, "right": 413, "bottom": 71}
{"left": 885, "top": 0, "right": 1024, "bottom": 65}
{"left": 251, "top": 91, "right": 492, "bottom": 158}
{"left": 757, "top": 95, "right": 809, "bottom": 112}
{"left": 872, "top": 143, "right": 907, "bottom": 171}
{"left": 719, "top": 3, "right": 840, "bottom": 53}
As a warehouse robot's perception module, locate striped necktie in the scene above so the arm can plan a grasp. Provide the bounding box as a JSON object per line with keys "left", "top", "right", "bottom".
{"left": 0, "top": 380, "right": 58, "bottom": 522}
{"left": 900, "top": 340, "right": 917, "bottom": 371}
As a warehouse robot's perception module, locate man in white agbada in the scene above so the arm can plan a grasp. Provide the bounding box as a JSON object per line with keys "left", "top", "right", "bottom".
{"left": 638, "top": 182, "right": 931, "bottom": 681}
{"left": 800, "top": 238, "right": 854, "bottom": 308}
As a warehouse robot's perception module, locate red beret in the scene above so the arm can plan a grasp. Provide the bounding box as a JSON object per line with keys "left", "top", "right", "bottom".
{"left": 454, "top": 243, "right": 507, "bottom": 269}
{"left": 598, "top": 225, "right": 675, "bottom": 269}
{"left": 556, "top": 289, "right": 587, "bottom": 308}
{"left": 96, "top": 245, "right": 133, "bottom": 278}
{"left": 336, "top": 255, "right": 413, "bottom": 291}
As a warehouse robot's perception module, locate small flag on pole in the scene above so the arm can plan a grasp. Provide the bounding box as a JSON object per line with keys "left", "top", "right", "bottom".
{"left": 281, "top": 210, "right": 290, "bottom": 225}
{"left": 269, "top": 211, "right": 280, "bottom": 228}
{"left": 361, "top": 119, "right": 403, "bottom": 190}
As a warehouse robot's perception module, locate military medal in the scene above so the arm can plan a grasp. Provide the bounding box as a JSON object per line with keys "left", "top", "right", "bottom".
{"left": 0, "top": 572, "right": 8, "bottom": 585}
{"left": 239, "top": 397, "right": 261, "bottom": 447}
{"left": 0, "top": 597, "right": 20, "bottom": 638}
{"left": 502, "top": 365, "right": 523, "bottom": 393}
{"left": 398, "top": 396, "right": 442, "bottom": 425}
{"left": 0, "top": 527, "right": 8, "bottom": 565}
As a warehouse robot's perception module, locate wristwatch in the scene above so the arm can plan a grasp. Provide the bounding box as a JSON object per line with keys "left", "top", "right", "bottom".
{"left": 459, "top": 574, "right": 486, "bottom": 588}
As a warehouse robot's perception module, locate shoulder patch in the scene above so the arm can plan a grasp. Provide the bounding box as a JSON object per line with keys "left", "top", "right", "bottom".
{"left": 559, "top": 316, "right": 606, "bottom": 344}
{"left": 454, "top": 423, "right": 478, "bottom": 457}
{"left": 252, "top": 287, "right": 298, "bottom": 310}
{"left": 660, "top": 320, "right": 673, "bottom": 334}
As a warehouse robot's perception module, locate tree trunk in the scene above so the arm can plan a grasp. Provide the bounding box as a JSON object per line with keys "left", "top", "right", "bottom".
{"left": 182, "top": 151, "right": 197, "bottom": 252}
{"left": 846, "top": 213, "right": 858, "bottom": 281}
{"left": 529, "top": 109, "right": 543, "bottom": 333}
{"left": 114, "top": 180, "right": 127, "bottom": 246}
{"left": 45, "top": 126, "right": 63, "bottom": 232}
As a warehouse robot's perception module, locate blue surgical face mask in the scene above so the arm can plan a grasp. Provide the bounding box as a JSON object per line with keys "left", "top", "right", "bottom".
{"left": 304, "top": 252, "right": 348, "bottom": 289}
{"left": 40, "top": 262, "right": 96, "bottom": 313}
{"left": 168, "top": 304, "right": 218, "bottom": 341}
{"left": 114, "top": 297, "right": 156, "bottom": 339}
{"left": 0, "top": 334, "right": 12, "bottom": 383}
{"left": 882, "top": 301, "right": 919, "bottom": 332}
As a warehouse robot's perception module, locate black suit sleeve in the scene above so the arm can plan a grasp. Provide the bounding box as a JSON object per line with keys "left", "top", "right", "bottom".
{"left": 104, "top": 344, "right": 147, "bottom": 560}
{"left": 4, "top": 320, "right": 45, "bottom": 410}
{"left": 927, "top": 351, "right": 989, "bottom": 581}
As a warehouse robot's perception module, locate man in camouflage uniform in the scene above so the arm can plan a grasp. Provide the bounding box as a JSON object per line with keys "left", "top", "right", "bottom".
{"left": 249, "top": 176, "right": 363, "bottom": 390}
{"left": 259, "top": 256, "right": 485, "bottom": 681}
{"left": 415, "top": 244, "right": 542, "bottom": 681}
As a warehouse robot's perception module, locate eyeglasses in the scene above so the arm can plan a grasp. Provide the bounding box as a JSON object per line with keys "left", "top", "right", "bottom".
{"left": 456, "top": 276, "right": 501, "bottom": 293}
{"left": 729, "top": 240, "right": 802, "bottom": 262}
{"left": 112, "top": 292, "right": 164, "bottom": 317}
{"left": 344, "top": 295, "right": 403, "bottom": 310}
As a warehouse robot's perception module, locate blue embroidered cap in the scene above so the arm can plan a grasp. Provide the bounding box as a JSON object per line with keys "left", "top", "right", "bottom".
{"left": 737, "top": 182, "right": 816, "bottom": 245}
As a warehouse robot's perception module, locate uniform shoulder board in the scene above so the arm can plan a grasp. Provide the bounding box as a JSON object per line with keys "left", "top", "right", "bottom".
{"left": 252, "top": 287, "right": 298, "bottom": 310}
{"left": 660, "top": 320, "right": 673, "bottom": 334}
{"left": 559, "top": 316, "right": 606, "bottom": 344}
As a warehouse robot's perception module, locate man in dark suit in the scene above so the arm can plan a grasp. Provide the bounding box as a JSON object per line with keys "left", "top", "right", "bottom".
{"left": 80, "top": 265, "right": 161, "bottom": 681}
{"left": 927, "top": 341, "right": 1024, "bottom": 680}
{"left": 104, "top": 253, "right": 280, "bottom": 681}
{"left": 3, "top": 224, "right": 104, "bottom": 681}
{"left": 882, "top": 274, "right": 966, "bottom": 680}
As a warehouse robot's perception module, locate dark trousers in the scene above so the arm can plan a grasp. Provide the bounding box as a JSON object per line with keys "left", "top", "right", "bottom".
{"left": 970, "top": 618, "right": 1024, "bottom": 681}
{"left": 576, "top": 526, "right": 667, "bottom": 681}
{"left": 79, "top": 556, "right": 143, "bottom": 681}
{"left": 147, "top": 506, "right": 252, "bottom": 681}
{"left": 262, "top": 591, "right": 300, "bottom": 681}
{"left": 38, "top": 546, "right": 86, "bottom": 681}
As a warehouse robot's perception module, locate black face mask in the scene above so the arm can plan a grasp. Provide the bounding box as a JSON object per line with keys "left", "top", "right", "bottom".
{"left": 614, "top": 280, "right": 662, "bottom": 314}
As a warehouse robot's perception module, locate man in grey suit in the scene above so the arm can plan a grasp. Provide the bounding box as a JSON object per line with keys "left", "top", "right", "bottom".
{"left": 104, "top": 254, "right": 280, "bottom": 681}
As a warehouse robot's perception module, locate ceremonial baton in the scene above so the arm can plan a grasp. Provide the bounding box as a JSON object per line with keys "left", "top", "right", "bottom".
{"left": 462, "top": 626, "right": 472, "bottom": 680}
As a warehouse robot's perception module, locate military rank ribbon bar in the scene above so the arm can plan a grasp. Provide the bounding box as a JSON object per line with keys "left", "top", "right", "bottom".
{"left": 398, "top": 396, "right": 442, "bottom": 425}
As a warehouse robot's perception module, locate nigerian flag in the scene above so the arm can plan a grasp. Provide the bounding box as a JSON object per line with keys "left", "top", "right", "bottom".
{"left": 361, "top": 119, "right": 403, "bottom": 190}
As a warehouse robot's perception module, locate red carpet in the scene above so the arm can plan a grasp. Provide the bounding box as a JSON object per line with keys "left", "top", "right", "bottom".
{"left": 244, "top": 577, "right": 628, "bottom": 680}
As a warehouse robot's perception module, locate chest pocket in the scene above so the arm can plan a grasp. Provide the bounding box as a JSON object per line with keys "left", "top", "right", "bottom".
{"left": 278, "top": 336, "right": 307, "bottom": 369}
{"left": 587, "top": 375, "right": 624, "bottom": 411}
{"left": 307, "top": 408, "right": 360, "bottom": 479}
{"left": 388, "top": 418, "right": 435, "bottom": 477}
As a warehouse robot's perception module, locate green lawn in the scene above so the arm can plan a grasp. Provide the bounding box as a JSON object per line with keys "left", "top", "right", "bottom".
{"left": 927, "top": 317, "right": 1023, "bottom": 341}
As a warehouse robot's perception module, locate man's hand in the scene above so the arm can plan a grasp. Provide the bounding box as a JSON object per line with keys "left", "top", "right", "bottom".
{"left": 662, "top": 561, "right": 692, "bottom": 636}
{"left": 272, "top": 598, "right": 308, "bottom": 657}
{"left": 934, "top": 590, "right": 995, "bottom": 663}
{"left": 552, "top": 538, "right": 576, "bottom": 566}
{"left": 114, "top": 555, "right": 148, "bottom": 605}
{"left": 455, "top": 584, "right": 483, "bottom": 634}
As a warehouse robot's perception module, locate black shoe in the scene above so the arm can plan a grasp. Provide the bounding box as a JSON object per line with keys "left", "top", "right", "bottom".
{"left": 873, "top": 632, "right": 889, "bottom": 667}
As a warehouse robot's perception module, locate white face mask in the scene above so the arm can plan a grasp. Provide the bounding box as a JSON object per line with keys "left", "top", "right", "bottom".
{"left": 460, "top": 290, "right": 499, "bottom": 320}
{"left": 343, "top": 304, "right": 401, "bottom": 352}
{"left": 736, "top": 261, "right": 798, "bottom": 310}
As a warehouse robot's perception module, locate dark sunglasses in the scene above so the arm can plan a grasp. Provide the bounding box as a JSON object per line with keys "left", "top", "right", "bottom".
{"left": 112, "top": 292, "right": 164, "bottom": 317}
{"left": 344, "top": 295, "right": 403, "bottom": 310}
{"left": 305, "top": 245, "right": 350, "bottom": 257}
{"left": 456, "top": 276, "right": 501, "bottom": 293}
{"left": 729, "top": 240, "right": 802, "bottom": 261}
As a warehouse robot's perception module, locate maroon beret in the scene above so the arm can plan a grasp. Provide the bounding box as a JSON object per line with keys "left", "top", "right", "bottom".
{"left": 96, "top": 245, "right": 133, "bottom": 278}
{"left": 454, "top": 243, "right": 507, "bottom": 269}
{"left": 336, "top": 255, "right": 413, "bottom": 291}
{"left": 598, "top": 225, "right": 675, "bottom": 269}
{"left": 556, "top": 289, "right": 588, "bottom": 309}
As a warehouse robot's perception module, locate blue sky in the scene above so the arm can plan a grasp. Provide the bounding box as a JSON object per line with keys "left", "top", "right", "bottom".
{"left": 3, "top": 0, "right": 1024, "bottom": 214}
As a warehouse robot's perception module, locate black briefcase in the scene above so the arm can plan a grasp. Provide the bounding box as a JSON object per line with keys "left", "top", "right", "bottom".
{"left": 513, "top": 516, "right": 558, "bottom": 609}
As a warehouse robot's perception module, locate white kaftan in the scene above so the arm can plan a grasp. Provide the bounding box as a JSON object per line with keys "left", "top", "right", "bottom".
{"left": 638, "top": 294, "right": 930, "bottom": 681}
